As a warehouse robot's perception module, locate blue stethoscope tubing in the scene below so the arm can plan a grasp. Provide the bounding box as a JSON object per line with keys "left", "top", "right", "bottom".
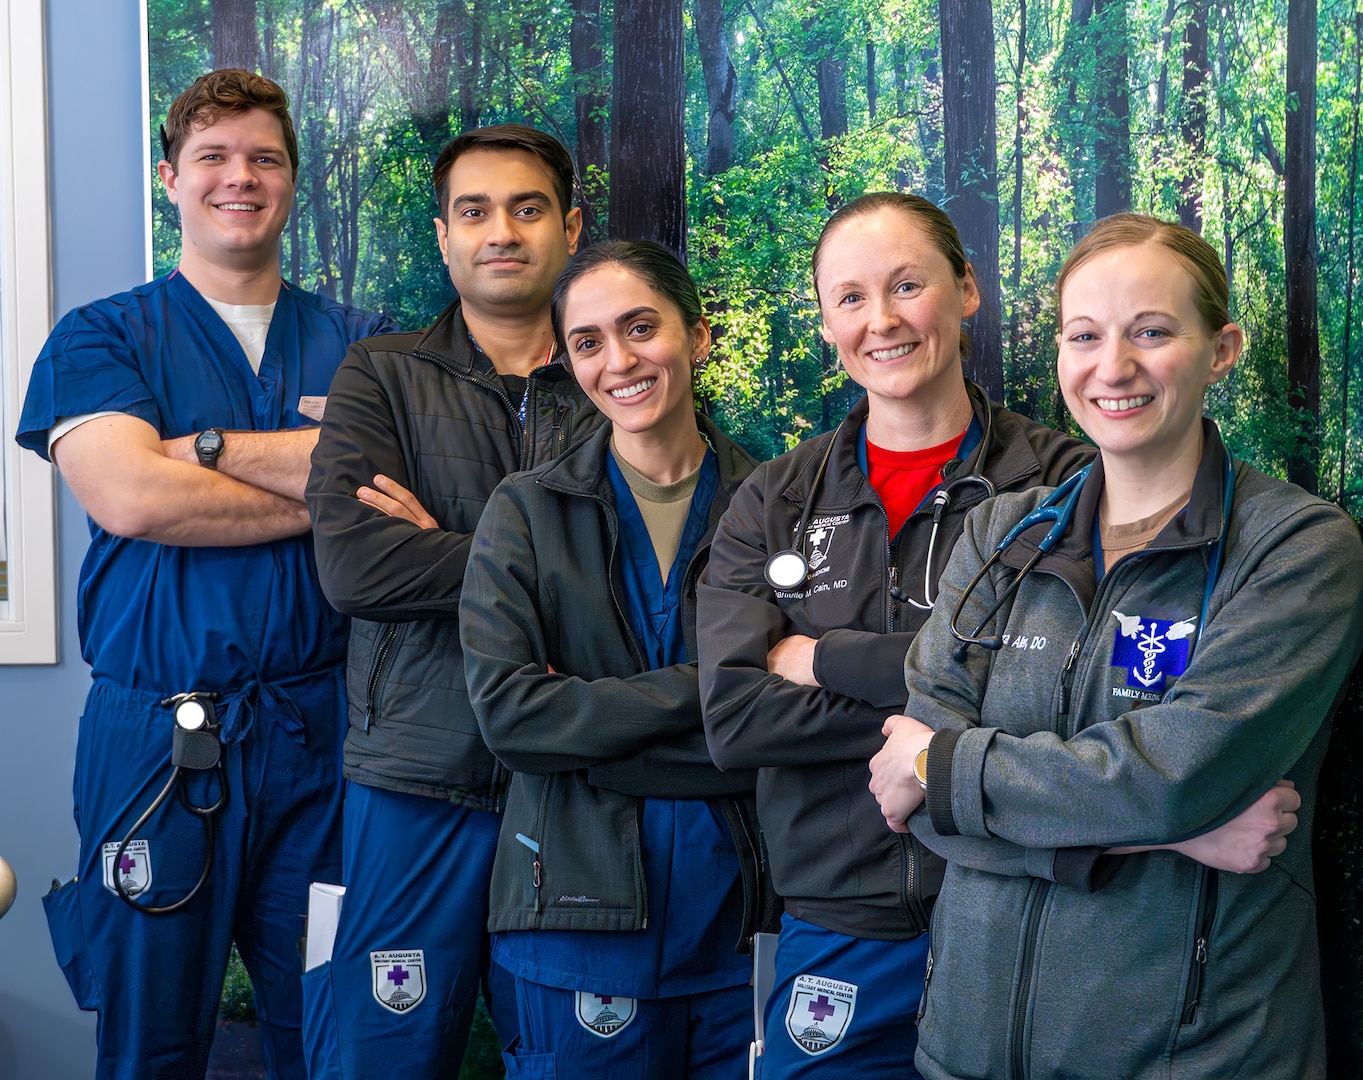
{"left": 764, "top": 383, "right": 997, "bottom": 596}
{"left": 949, "top": 452, "right": 1236, "bottom": 663}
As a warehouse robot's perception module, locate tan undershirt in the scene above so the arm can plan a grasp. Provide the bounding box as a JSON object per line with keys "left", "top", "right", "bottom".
{"left": 1098, "top": 491, "right": 1190, "bottom": 569}
{"left": 610, "top": 439, "right": 702, "bottom": 583}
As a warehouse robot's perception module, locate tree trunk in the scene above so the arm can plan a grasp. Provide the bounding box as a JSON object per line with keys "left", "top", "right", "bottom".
{"left": 941, "top": 0, "right": 1003, "bottom": 401}
{"left": 571, "top": 0, "right": 608, "bottom": 239}
{"left": 1339, "top": 11, "right": 1362, "bottom": 506}
{"left": 1059, "top": 0, "right": 1094, "bottom": 239}
{"left": 1008, "top": 0, "right": 1026, "bottom": 399}
{"left": 610, "top": 0, "right": 686, "bottom": 258}
{"left": 814, "top": 51, "right": 849, "bottom": 140}
{"left": 866, "top": 37, "right": 877, "bottom": 122}
{"left": 1153, "top": 0, "right": 1178, "bottom": 128}
{"left": 211, "top": 0, "right": 259, "bottom": 71}
{"left": 454, "top": 1, "right": 483, "bottom": 133}
{"left": 415, "top": 2, "right": 458, "bottom": 150}
{"left": 1092, "top": 0, "right": 1130, "bottom": 219}
{"left": 1285, "top": 0, "right": 1319, "bottom": 493}
{"left": 694, "top": 0, "right": 737, "bottom": 176}
{"left": 1176, "top": 0, "right": 1210, "bottom": 230}
{"left": 921, "top": 45, "right": 943, "bottom": 202}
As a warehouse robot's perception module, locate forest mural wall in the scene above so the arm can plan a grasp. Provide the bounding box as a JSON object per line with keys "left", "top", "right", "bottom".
{"left": 147, "top": 0, "right": 1362, "bottom": 1071}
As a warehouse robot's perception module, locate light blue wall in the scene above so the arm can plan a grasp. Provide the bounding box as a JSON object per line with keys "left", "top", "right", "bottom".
{"left": 0, "top": 3, "right": 148, "bottom": 1076}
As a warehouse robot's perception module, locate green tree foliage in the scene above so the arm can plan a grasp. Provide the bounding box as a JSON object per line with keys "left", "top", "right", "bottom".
{"left": 148, "top": 0, "right": 1358, "bottom": 493}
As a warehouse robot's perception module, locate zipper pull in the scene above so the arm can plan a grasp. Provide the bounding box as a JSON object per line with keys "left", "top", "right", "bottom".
{"left": 363, "top": 705, "right": 373, "bottom": 734}
{"left": 1059, "top": 639, "right": 1081, "bottom": 715}
{"left": 516, "top": 833, "right": 542, "bottom": 911}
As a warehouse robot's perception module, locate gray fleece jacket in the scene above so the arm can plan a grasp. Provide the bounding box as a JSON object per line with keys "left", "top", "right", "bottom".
{"left": 905, "top": 423, "right": 1363, "bottom": 1080}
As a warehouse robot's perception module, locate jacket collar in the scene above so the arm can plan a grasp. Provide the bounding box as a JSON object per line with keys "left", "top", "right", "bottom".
{"left": 1002, "top": 417, "right": 1232, "bottom": 570}
{"left": 538, "top": 411, "right": 755, "bottom": 500}
{"left": 413, "top": 299, "right": 575, "bottom": 384}
{"left": 783, "top": 381, "right": 1052, "bottom": 511}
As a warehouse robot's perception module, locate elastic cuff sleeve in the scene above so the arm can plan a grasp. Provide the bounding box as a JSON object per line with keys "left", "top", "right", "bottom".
{"left": 926, "top": 728, "right": 964, "bottom": 836}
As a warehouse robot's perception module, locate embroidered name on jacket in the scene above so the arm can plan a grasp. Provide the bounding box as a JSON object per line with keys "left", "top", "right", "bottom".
{"left": 1109, "top": 610, "right": 1196, "bottom": 693}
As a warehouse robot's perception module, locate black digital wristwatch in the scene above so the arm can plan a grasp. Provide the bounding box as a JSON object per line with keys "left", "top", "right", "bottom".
{"left": 194, "top": 428, "right": 226, "bottom": 468}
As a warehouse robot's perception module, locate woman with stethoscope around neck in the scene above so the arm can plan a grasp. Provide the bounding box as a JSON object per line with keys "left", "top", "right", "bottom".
{"left": 869, "top": 215, "right": 1363, "bottom": 1079}
{"left": 697, "top": 192, "right": 1091, "bottom": 1078}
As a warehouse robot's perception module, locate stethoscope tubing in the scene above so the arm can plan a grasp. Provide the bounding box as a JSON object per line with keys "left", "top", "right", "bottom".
{"left": 764, "top": 383, "right": 997, "bottom": 598}
{"left": 949, "top": 454, "right": 1236, "bottom": 663}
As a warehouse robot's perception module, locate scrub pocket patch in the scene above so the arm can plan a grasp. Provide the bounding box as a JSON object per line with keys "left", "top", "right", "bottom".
{"left": 574, "top": 990, "right": 636, "bottom": 1038}
{"left": 43, "top": 877, "right": 101, "bottom": 1011}
{"left": 785, "top": 973, "right": 857, "bottom": 1056}
{"left": 372, "top": 949, "right": 426, "bottom": 1012}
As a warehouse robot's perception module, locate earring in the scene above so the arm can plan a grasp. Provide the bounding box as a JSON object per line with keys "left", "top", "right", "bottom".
{"left": 693, "top": 354, "right": 710, "bottom": 368}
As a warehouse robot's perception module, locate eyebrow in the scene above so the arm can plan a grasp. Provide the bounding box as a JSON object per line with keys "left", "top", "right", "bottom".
{"left": 823, "top": 263, "right": 927, "bottom": 293}
{"left": 450, "top": 190, "right": 555, "bottom": 210}
{"left": 1060, "top": 310, "right": 1179, "bottom": 331}
{"left": 566, "top": 306, "right": 660, "bottom": 338}
{"left": 186, "top": 140, "right": 287, "bottom": 157}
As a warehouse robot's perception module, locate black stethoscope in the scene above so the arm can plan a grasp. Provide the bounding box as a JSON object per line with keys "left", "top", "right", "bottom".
{"left": 764, "top": 385, "right": 997, "bottom": 598}
{"left": 111, "top": 692, "right": 227, "bottom": 915}
{"left": 949, "top": 453, "right": 1236, "bottom": 663}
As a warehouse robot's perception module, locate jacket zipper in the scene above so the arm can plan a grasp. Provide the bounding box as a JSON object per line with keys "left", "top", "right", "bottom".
{"left": 917, "top": 949, "right": 934, "bottom": 1021}
{"left": 411, "top": 347, "right": 527, "bottom": 460}
{"left": 600, "top": 497, "right": 651, "bottom": 930}
{"left": 1181, "top": 866, "right": 1219, "bottom": 1024}
{"left": 363, "top": 622, "right": 401, "bottom": 732}
{"left": 552, "top": 403, "right": 569, "bottom": 457}
{"left": 528, "top": 777, "right": 552, "bottom": 914}
{"left": 1057, "top": 639, "right": 1082, "bottom": 721}
{"left": 1010, "top": 878, "right": 1050, "bottom": 1080}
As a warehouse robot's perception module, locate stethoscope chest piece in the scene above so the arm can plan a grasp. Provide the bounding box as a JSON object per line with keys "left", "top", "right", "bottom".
{"left": 765, "top": 549, "right": 810, "bottom": 590}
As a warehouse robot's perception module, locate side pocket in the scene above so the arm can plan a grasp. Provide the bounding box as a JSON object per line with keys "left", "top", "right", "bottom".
{"left": 1180, "top": 867, "right": 1219, "bottom": 1025}
{"left": 502, "top": 1048, "right": 558, "bottom": 1079}
{"left": 301, "top": 962, "right": 341, "bottom": 1080}
{"left": 42, "top": 877, "right": 101, "bottom": 1011}
{"left": 363, "top": 622, "right": 403, "bottom": 733}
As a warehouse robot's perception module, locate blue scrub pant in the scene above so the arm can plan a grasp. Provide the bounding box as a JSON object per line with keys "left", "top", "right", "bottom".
{"left": 756, "top": 914, "right": 927, "bottom": 1079}
{"left": 301, "top": 782, "right": 509, "bottom": 1078}
{"left": 42, "top": 673, "right": 346, "bottom": 1080}
{"left": 493, "top": 963, "right": 751, "bottom": 1080}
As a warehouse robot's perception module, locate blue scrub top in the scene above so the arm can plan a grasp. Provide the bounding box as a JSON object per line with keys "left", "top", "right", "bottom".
{"left": 17, "top": 270, "right": 393, "bottom": 691}
{"left": 494, "top": 448, "right": 751, "bottom": 999}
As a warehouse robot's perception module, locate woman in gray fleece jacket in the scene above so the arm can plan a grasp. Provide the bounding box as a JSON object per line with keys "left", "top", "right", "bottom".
{"left": 869, "top": 214, "right": 1363, "bottom": 1079}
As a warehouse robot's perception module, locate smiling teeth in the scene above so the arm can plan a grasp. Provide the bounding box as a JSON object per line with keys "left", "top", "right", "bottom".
{"left": 869, "top": 343, "right": 918, "bottom": 361}
{"left": 1096, "top": 396, "right": 1153, "bottom": 411}
{"left": 610, "top": 378, "right": 656, "bottom": 399}
{"left": 217, "top": 203, "right": 259, "bottom": 211}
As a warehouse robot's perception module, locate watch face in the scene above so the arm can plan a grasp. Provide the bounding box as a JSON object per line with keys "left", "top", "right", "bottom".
{"left": 195, "top": 429, "right": 225, "bottom": 464}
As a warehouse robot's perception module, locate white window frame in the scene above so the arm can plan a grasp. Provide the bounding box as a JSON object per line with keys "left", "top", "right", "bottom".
{"left": 0, "top": 0, "right": 56, "bottom": 663}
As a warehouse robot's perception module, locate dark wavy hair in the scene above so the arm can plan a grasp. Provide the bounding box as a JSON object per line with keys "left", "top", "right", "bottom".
{"left": 550, "top": 241, "right": 704, "bottom": 355}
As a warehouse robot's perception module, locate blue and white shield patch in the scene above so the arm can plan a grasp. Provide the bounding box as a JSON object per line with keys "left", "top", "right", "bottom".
{"left": 102, "top": 839, "right": 152, "bottom": 897}
{"left": 575, "top": 991, "right": 636, "bottom": 1038}
{"left": 371, "top": 949, "right": 426, "bottom": 1013}
{"left": 785, "top": 973, "right": 856, "bottom": 1056}
{"left": 1109, "top": 610, "right": 1197, "bottom": 692}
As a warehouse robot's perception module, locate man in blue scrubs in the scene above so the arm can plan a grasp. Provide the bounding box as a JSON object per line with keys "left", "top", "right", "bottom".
{"left": 16, "top": 69, "right": 393, "bottom": 1079}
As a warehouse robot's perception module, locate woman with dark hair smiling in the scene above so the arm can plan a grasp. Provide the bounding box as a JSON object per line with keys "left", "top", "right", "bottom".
{"left": 460, "top": 241, "right": 774, "bottom": 1078}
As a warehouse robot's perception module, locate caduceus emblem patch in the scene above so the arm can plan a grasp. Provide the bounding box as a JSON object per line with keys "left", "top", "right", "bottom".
{"left": 1109, "top": 610, "right": 1197, "bottom": 692}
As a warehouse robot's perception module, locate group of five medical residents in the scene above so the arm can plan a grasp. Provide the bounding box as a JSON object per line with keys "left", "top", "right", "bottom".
{"left": 18, "top": 65, "right": 1362, "bottom": 1080}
